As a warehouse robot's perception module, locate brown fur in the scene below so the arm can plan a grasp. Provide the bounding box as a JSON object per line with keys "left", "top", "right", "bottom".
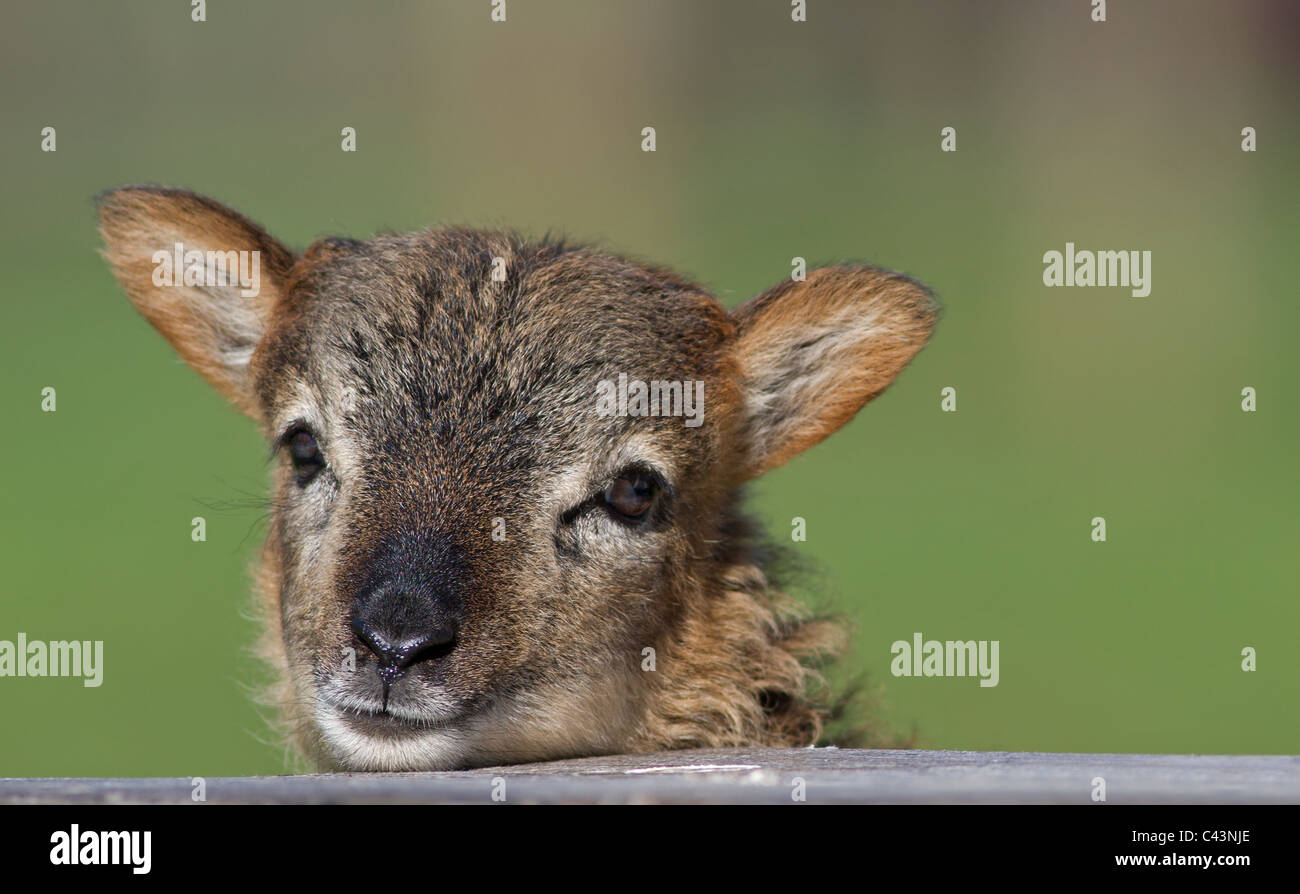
{"left": 97, "top": 186, "right": 937, "bottom": 770}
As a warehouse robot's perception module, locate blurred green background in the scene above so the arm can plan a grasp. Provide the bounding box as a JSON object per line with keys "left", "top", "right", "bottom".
{"left": 1, "top": 1, "right": 1296, "bottom": 776}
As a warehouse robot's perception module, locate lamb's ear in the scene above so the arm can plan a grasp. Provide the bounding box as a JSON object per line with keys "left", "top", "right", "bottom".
{"left": 96, "top": 186, "right": 296, "bottom": 418}
{"left": 730, "top": 265, "right": 938, "bottom": 476}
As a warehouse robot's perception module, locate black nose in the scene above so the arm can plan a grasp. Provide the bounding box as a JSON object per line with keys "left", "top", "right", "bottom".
{"left": 349, "top": 530, "right": 467, "bottom": 689}
{"left": 350, "top": 615, "right": 455, "bottom": 681}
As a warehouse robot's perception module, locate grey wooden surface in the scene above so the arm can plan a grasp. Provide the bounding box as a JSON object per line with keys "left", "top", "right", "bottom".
{"left": 4, "top": 747, "right": 1297, "bottom": 804}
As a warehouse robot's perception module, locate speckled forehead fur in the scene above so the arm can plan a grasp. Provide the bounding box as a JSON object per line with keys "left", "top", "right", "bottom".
{"left": 255, "top": 229, "right": 741, "bottom": 492}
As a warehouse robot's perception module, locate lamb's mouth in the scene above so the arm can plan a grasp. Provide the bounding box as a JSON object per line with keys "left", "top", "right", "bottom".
{"left": 320, "top": 697, "right": 468, "bottom": 739}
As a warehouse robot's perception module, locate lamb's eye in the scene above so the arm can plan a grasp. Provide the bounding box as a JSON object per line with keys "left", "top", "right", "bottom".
{"left": 604, "top": 471, "right": 657, "bottom": 521}
{"left": 288, "top": 430, "right": 324, "bottom": 484}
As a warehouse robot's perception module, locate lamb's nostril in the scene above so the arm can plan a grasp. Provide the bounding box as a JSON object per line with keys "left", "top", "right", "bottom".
{"left": 350, "top": 616, "right": 456, "bottom": 678}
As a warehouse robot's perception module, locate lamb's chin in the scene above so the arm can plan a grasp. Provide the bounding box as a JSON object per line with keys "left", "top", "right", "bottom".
{"left": 315, "top": 704, "right": 469, "bottom": 772}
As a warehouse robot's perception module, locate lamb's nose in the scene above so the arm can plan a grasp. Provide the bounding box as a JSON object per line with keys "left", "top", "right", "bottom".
{"left": 349, "top": 529, "right": 467, "bottom": 692}
{"left": 350, "top": 616, "right": 456, "bottom": 682}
